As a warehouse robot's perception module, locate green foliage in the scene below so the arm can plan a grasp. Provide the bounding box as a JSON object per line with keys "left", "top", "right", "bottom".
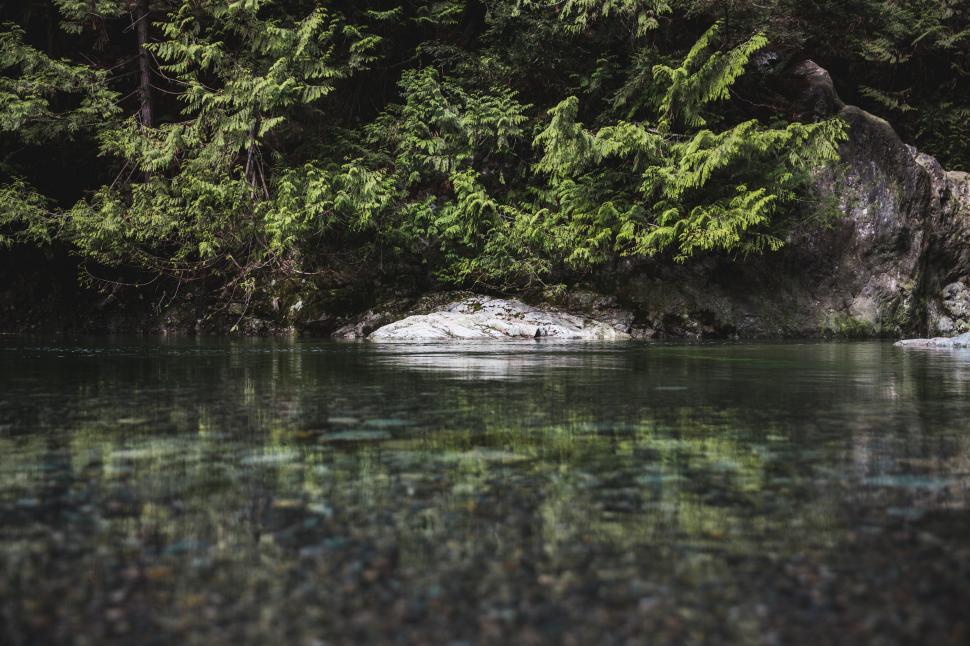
{"left": 316, "top": 21, "right": 847, "bottom": 285}
{"left": 53, "top": 0, "right": 127, "bottom": 34}
{"left": 531, "top": 26, "right": 845, "bottom": 264}
{"left": 850, "top": 0, "right": 970, "bottom": 168}
{"left": 357, "top": 68, "right": 539, "bottom": 286}
{"left": 520, "top": 0, "right": 672, "bottom": 37}
{"left": 653, "top": 23, "right": 768, "bottom": 131}
{"left": 670, "top": 0, "right": 970, "bottom": 170}
{"left": 0, "top": 21, "right": 120, "bottom": 248}
{"left": 0, "top": 24, "right": 119, "bottom": 142}
{"left": 0, "top": 180, "right": 53, "bottom": 247}
{"left": 264, "top": 161, "right": 395, "bottom": 251}
{"left": 387, "top": 68, "right": 530, "bottom": 180}
{"left": 56, "top": 0, "right": 383, "bottom": 283}
{"left": 4, "top": 0, "right": 902, "bottom": 303}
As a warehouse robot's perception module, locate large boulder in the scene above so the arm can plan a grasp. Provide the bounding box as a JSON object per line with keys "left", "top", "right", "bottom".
{"left": 367, "top": 296, "right": 630, "bottom": 341}
{"left": 613, "top": 61, "right": 970, "bottom": 339}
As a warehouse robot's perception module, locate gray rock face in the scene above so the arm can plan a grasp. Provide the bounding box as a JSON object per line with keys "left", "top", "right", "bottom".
{"left": 368, "top": 297, "right": 630, "bottom": 341}
{"left": 612, "top": 60, "right": 970, "bottom": 339}
{"left": 895, "top": 332, "right": 970, "bottom": 349}
{"left": 332, "top": 309, "right": 398, "bottom": 340}
{"left": 933, "top": 281, "right": 970, "bottom": 334}
{"left": 791, "top": 60, "right": 844, "bottom": 118}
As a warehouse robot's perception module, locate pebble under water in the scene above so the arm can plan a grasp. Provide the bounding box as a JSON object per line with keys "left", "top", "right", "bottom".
{"left": 1, "top": 338, "right": 969, "bottom": 644}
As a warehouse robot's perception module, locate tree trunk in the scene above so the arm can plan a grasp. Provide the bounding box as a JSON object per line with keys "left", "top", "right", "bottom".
{"left": 134, "top": 0, "right": 154, "bottom": 128}
{"left": 460, "top": 0, "right": 487, "bottom": 48}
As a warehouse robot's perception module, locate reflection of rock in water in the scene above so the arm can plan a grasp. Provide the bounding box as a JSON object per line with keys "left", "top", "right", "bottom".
{"left": 371, "top": 342, "right": 613, "bottom": 379}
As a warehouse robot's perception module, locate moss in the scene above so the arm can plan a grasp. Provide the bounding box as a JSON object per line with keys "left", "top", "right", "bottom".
{"left": 820, "top": 313, "right": 878, "bottom": 339}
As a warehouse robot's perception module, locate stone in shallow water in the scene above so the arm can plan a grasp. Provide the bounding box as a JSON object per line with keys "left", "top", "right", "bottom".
{"left": 440, "top": 449, "right": 530, "bottom": 464}
{"left": 307, "top": 502, "right": 334, "bottom": 517}
{"left": 326, "top": 416, "right": 360, "bottom": 426}
{"left": 116, "top": 417, "right": 149, "bottom": 425}
{"left": 363, "top": 418, "right": 414, "bottom": 428}
{"left": 319, "top": 430, "right": 392, "bottom": 443}
{"left": 367, "top": 296, "right": 629, "bottom": 341}
{"left": 895, "top": 332, "right": 970, "bottom": 348}
{"left": 240, "top": 449, "right": 300, "bottom": 466}
{"left": 864, "top": 474, "right": 955, "bottom": 491}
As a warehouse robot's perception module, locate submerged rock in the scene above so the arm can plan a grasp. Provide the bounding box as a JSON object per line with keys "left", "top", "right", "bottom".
{"left": 894, "top": 332, "right": 970, "bottom": 349}
{"left": 367, "top": 296, "right": 630, "bottom": 341}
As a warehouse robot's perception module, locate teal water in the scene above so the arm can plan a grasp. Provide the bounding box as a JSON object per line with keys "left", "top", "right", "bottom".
{"left": 1, "top": 339, "right": 969, "bottom": 644}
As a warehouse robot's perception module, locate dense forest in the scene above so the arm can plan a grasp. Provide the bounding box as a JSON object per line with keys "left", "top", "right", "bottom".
{"left": 2, "top": 0, "right": 969, "bottom": 330}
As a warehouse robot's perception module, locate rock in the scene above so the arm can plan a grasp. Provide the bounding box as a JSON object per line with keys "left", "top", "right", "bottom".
{"left": 319, "top": 430, "right": 392, "bottom": 443}
{"left": 895, "top": 332, "right": 970, "bottom": 349}
{"left": 791, "top": 60, "right": 845, "bottom": 119}
{"left": 612, "top": 60, "right": 970, "bottom": 340}
{"left": 934, "top": 281, "right": 970, "bottom": 334}
{"left": 333, "top": 309, "right": 397, "bottom": 340}
{"left": 332, "top": 293, "right": 475, "bottom": 339}
{"left": 554, "top": 289, "right": 635, "bottom": 332}
{"left": 367, "top": 296, "right": 630, "bottom": 341}
{"left": 943, "top": 281, "right": 970, "bottom": 319}
{"left": 230, "top": 315, "right": 295, "bottom": 337}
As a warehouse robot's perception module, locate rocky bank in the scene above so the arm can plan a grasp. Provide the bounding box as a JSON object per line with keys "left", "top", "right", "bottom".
{"left": 3, "top": 62, "right": 968, "bottom": 340}
{"left": 335, "top": 60, "right": 970, "bottom": 341}
{"left": 895, "top": 332, "right": 970, "bottom": 349}
{"left": 603, "top": 61, "right": 970, "bottom": 340}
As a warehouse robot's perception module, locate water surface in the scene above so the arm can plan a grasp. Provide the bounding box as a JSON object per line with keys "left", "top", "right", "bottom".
{"left": 2, "top": 339, "right": 969, "bottom": 644}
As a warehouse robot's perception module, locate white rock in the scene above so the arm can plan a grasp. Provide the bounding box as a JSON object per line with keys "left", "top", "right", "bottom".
{"left": 367, "top": 297, "right": 629, "bottom": 341}
{"left": 895, "top": 332, "right": 970, "bottom": 348}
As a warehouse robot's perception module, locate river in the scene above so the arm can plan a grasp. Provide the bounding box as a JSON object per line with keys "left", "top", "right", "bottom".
{"left": 1, "top": 339, "right": 969, "bottom": 644}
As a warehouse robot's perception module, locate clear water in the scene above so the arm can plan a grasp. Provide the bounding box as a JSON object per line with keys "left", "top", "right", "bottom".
{"left": 2, "top": 339, "right": 969, "bottom": 644}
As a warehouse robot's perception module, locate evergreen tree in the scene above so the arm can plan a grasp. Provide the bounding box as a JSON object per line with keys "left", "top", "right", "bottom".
{"left": 2, "top": 0, "right": 964, "bottom": 312}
